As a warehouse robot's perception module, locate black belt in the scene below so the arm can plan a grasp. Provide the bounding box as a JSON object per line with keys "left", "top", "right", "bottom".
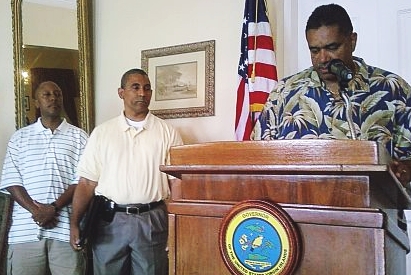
{"left": 115, "top": 200, "right": 164, "bottom": 215}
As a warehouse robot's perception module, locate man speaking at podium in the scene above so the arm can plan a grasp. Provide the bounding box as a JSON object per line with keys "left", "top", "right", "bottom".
{"left": 251, "top": 4, "right": 411, "bottom": 195}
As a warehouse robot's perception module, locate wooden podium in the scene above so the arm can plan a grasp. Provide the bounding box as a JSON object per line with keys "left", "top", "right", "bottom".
{"left": 161, "top": 140, "right": 411, "bottom": 275}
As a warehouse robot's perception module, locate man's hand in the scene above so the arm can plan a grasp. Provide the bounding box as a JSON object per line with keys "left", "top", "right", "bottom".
{"left": 31, "top": 201, "right": 58, "bottom": 229}
{"left": 70, "top": 177, "right": 97, "bottom": 251}
{"left": 70, "top": 223, "right": 83, "bottom": 251}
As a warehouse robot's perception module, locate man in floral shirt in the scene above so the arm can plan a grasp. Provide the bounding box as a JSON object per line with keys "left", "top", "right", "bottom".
{"left": 252, "top": 3, "right": 411, "bottom": 189}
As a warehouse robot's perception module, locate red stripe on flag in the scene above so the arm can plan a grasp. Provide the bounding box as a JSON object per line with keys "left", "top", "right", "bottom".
{"left": 248, "top": 35, "right": 275, "bottom": 51}
{"left": 247, "top": 63, "right": 277, "bottom": 80}
{"left": 249, "top": 91, "right": 270, "bottom": 105}
{"left": 242, "top": 117, "right": 254, "bottom": 141}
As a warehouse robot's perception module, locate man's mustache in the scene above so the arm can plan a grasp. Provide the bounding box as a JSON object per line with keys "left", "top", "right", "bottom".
{"left": 317, "top": 62, "right": 328, "bottom": 70}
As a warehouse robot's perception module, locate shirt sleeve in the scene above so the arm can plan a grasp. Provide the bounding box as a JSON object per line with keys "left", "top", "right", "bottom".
{"left": 0, "top": 133, "right": 23, "bottom": 192}
{"left": 76, "top": 128, "right": 102, "bottom": 182}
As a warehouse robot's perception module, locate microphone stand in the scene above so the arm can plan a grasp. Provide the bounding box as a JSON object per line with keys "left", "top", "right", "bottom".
{"left": 339, "top": 80, "right": 357, "bottom": 140}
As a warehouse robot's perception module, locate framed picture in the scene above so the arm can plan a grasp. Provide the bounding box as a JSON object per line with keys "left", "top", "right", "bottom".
{"left": 141, "top": 40, "right": 215, "bottom": 119}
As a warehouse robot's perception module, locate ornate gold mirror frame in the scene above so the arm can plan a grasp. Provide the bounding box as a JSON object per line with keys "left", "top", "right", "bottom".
{"left": 11, "top": 0, "right": 95, "bottom": 133}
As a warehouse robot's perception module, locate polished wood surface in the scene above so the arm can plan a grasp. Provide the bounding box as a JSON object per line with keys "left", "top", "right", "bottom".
{"left": 162, "top": 140, "right": 410, "bottom": 275}
{"left": 167, "top": 140, "right": 392, "bottom": 165}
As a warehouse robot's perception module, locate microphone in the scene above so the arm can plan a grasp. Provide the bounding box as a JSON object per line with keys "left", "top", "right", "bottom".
{"left": 327, "top": 59, "right": 354, "bottom": 82}
{"left": 327, "top": 59, "right": 357, "bottom": 139}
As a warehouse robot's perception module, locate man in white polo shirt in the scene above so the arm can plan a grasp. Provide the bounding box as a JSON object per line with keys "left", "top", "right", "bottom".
{"left": 70, "top": 68, "right": 183, "bottom": 275}
{"left": 1, "top": 81, "right": 88, "bottom": 275}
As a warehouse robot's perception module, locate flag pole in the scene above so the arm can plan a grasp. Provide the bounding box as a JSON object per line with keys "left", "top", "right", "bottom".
{"left": 250, "top": 0, "right": 258, "bottom": 83}
{"left": 250, "top": 0, "right": 259, "bottom": 128}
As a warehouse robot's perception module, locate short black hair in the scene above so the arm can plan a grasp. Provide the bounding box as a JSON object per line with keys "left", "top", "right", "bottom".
{"left": 305, "top": 4, "right": 353, "bottom": 36}
{"left": 120, "top": 68, "right": 148, "bottom": 88}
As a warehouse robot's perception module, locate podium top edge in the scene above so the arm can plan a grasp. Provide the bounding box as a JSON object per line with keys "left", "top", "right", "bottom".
{"left": 170, "top": 140, "right": 391, "bottom": 166}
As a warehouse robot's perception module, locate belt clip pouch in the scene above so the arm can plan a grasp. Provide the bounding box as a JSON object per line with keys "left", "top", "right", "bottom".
{"left": 101, "top": 197, "right": 116, "bottom": 223}
{"left": 79, "top": 195, "right": 106, "bottom": 247}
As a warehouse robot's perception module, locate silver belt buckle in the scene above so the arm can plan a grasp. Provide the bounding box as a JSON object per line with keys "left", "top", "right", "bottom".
{"left": 126, "top": 206, "right": 139, "bottom": 215}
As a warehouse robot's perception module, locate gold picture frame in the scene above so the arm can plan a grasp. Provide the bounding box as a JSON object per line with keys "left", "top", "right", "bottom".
{"left": 141, "top": 40, "right": 215, "bottom": 119}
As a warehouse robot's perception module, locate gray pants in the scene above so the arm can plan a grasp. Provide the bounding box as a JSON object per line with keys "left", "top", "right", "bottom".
{"left": 92, "top": 204, "right": 168, "bottom": 275}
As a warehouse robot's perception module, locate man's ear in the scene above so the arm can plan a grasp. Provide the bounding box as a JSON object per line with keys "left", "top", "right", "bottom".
{"left": 118, "top": 88, "right": 124, "bottom": 99}
{"left": 350, "top": 32, "right": 358, "bottom": 52}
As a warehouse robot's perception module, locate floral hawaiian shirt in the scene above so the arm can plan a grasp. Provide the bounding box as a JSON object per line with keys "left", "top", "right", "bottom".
{"left": 251, "top": 57, "right": 411, "bottom": 159}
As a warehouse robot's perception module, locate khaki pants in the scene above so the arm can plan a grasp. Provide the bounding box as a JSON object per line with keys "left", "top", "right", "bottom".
{"left": 7, "top": 239, "right": 86, "bottom": 275}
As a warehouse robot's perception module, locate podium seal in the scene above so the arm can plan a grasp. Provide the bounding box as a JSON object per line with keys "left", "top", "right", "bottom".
{"left": 219, "top": 200, "right": 301, "bottom": 275}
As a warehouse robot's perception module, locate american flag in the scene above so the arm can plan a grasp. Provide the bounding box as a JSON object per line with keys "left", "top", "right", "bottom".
{"left": 235, "top": 0, "right": 278, "bottom": 141}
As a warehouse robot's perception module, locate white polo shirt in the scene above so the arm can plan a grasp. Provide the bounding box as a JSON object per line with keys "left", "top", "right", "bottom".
{"left": 77, "top": 112, "right": 183, "bottom": 204}
{"left": 0, "top": 118, "right": 88, "bottom": 244}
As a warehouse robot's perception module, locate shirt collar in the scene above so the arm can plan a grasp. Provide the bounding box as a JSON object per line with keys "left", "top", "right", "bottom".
{"left": 33, "top": 117, "right": 68, "bottom": 134}
{"left": 119, "top": 111, "right": 154, "bottom": 132}
{"left": 350, "top": 56, "right": 370, "bottom": 92}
